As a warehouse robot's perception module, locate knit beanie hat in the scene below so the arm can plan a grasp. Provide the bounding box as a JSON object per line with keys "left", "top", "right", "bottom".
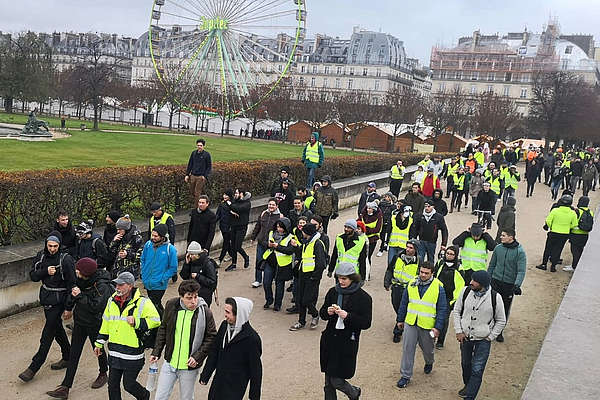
{"left": 302, "top": 223, "right": 317, "bottom": 236}
{"left": 46, "top": 230, "right": 62, "bottom": 245}
{"left": 335, "top": 262, "right": 356, "bottom": 277}
{"left": 76, "top": 257, "right": 98, "bottom": 277}
{"left": 578, "top": 196, "right": 590, "bottom": 208}
{"left": 153, "top": 223, "right": 168, "bottom": 238}
{"left": 107, "top": 210, "right": 121, "bottom": 224}
{"left": 366, "top": 201, "right": 378, "bottom": 211}
{"left": 471, "top": 270, "right": 491, "bottom": 288}
{"left": 224, "top": 189, "right": 234, "bottom": 199}
{"left": 186, "top": 241, "right": 203, "bottom": 255}
{"left": 344, "top": 219, "right": 358, "bottom": 230}
{"left": 115, "top": 215, "right": 132, "bottom": 231}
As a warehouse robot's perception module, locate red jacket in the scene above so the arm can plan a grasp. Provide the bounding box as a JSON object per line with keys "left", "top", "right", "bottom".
{"left": 421, "top": 175, "right": 440, "bottom": 197}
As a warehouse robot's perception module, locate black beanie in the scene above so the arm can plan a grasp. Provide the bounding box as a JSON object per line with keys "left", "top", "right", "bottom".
{"left": 302, "top": 223, "right": 317, "bottom": 236}
{"left": 578, "top": 196, "right": 590, "bottom": 208}
{"left": 108, "top": 210, "right": 121, "bottom": 224}
{"left": 153, "top": 223, "right": 168, "bottom": 238}
{"left": 471, "top": 270, "right": 491, "bottom": 288}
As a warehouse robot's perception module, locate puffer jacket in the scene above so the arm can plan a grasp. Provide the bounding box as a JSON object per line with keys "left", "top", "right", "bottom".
{"left": 140, "top": 240, "right": 178, "bottom": 291}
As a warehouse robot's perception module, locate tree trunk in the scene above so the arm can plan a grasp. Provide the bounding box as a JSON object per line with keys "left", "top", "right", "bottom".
{"left": 168, "top": 110, "right": 174, "bottom": 130}
{"left": 4, "top": 96, "right": 14, "bottom": 113}
{"left": 93, "top": 100, "right": 99, "bottom": 131}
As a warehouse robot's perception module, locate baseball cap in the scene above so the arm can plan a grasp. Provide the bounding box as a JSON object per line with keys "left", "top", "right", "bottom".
{"left": 113, "top": 272, "right": 135, "bottom": 285}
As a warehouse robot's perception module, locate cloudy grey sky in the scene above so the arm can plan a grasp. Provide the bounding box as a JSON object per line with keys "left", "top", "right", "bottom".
{"left": 1, "top": 0, "right": 599, "bottom": 64}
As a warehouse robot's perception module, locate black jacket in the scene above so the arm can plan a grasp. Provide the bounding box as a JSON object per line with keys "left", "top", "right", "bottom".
{"left": 54, "top": 221, "right": 77, "bottom": 257}
{"left": 272, "top": 187, "right": 294, "bottom": 218}
{"left": 180, "top": 253, "right": 218, "bottom": 303}
{"left": 108, "top": 225, "right": 144, "bottom": 277}
{"left": 270, "top": 177, "right": 296, "bottom": 196}
{"left": 186, "top": 150, "right": 212, "bottom": 177}
{"left": 476, "top": 190, "right": 496, "bottom": 213}
{"left": 328, "top": 233, "right": 368, "bottom": 280}
{"left": 216, "top": 202, "right": 232, "bottom": 233}
{"left": 103, "top": 224, "right": 117, "bottom": 248}
{"left": 76, "top": 233, "right": 110, "bottom": 269}
{"left": 432, "top": 191, "right": 448, "bottom": 216}
{"left": 65, "top": 269, "right": 114, "bottom": 328}
{"left": 228, "top": 193, "right": 252, "bottom": 229}
{"left": 319, "top": 284, "right": 372, "bottom": 380}
{"left": 411, "top": 212, "right": 448, "bottom": 246}
{"left": 200, "top": 320, "right": 262, "bottom": 400}
{"left": 491, "top": 152, "right": 505, "bottom": 167}
{"left": 188, "top": 208, "right": 217, "bottom": 251}
{"left": 288, "top": 207, "right": 314, "bottom": 231}
{"left": 434, "top": 260, "right": 464, "bottom": 303}
{"left": 452, "top": 230, "right": 497, "bottom": 251}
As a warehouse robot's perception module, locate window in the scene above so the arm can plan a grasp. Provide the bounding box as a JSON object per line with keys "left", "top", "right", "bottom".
{"left": 520, "top": 88, "right": 527, "bottom": 98}
{"left": 312, "top": 65, "right": 317, "bottom": 73}
{"left": 503, "top": 86, "right": 510, "bottom": 96}
{"left": 324, "top": 66, "right": 330, "bottom": 74}
{"left": 299, "top": 77, "right": 304, "bottom": 86}
{"left": 512, "top": 74, "right": 520, "bottom": 82}
{"left": 278, "top": 64, "right": 282, "bottom": 72}
{"left": 376, "top": 68, "right": 381, "bottom": 77}
{"left": 565, "top": 45, "right": 573, "bottom": 54}
{"left": 375, "top": 80, "right": 380, "bottom": 91}
{"left": 337, "top": 66, "right": 342, "bottom": 75}
{"left": 363, "top": 68, "right": 368, "bottom": 76}
{"left": 487, "top": 85, "right": 493, "bottom": 93}
{"left": 561, "top": 60, "right": 569, "bottom": 70}
{"left": 487, "top": 72, "right": 495, "bottom": 81}
{"left": 335, "top": 78, "right": 341, "bottom": 88}
{"left": 349, "top": 67, "right": 354, "bottom": 75}
{"left": 311, "top": 77, "right": 316, "bottom": 87}
{"left": 348, "top": 79, "right": 353, "bottom": 89}
{"left": 505, "top": 72, "right": 512, "bottom": 82}
{"left": 440, "top": 71, "right": 447, "bottom": 79}
{"left": 323, "top": 78, "right": 328, "bottom": 88}
{"left": 471, "top": 71, "right": 479, "bottom": 81}
{"left": 456, "top": 71, "right": 462, "bottom": 80}
{"left": 439, "top": 83, "right": 446, "bottom": 91}
{"left": 301, "top": 65, "right": 305, "bottom": 73}
{"left": 522, "top": 74, "right": 530, "bottom": 83}
{"left": 470, "top": 85, "right": 476, "bottom": 94}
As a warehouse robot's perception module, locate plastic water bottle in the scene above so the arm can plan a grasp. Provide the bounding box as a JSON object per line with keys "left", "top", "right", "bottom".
{"left": 146, "top": 361, "right": 158, "bottom": 391}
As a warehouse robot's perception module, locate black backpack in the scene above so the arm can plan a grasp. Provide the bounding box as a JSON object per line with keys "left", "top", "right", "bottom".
{"left": 578, "top": 209, "right": 594, "bottom": 232}
{"left": 460, "top": 287, "right": 497, "bottom": 321}
{"left": 127, "top": 297, "right": 158, "bottom": 349}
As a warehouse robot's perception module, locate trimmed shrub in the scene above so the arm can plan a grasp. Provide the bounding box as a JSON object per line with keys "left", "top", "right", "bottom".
{"left": 0, "top": 152, "right": 454, "bottom": 245}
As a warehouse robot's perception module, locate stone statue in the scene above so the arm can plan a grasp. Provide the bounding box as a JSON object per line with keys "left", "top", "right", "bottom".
{"left": 22, "top": 111, "right": 50, "bottom": 135}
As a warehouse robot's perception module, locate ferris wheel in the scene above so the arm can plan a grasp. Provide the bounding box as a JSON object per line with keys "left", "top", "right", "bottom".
{"left": 149, "top": 0, "right": 306, "bottom": 116}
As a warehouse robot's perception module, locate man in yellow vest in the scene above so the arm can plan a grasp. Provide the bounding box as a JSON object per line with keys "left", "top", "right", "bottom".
{"left": 395, "top": 262, "right": 448, "bottom": 388}
{"left": 389, "top": 160, "right": 406, "bottom": 198}
{"left": 384, "top": 239, "right": 420, "bottom": 343}
{"left": 387, "top": 203, "right": 414, "bottom": 266}
{"left": 452, "top": 223, "right": 496, "bottom": 284}
{"left": 149, "top": 201, "right": 177, "bottom": 282}
{"left": 502, "top": 165, "right": 520, "bottom": 206}
{"left": 537, "top": 195, "right": 578, "bottom": 272}
{"left": 302, "top": 132, "right": 324, "bottom": 189}
{"left": 290, "top": 223, "right": 327, "bottom": 331}
{"left": 328, "top": 219, "right": 367, "bottom": 281}
{"left": 564, "top": 196, "right": 594, "bottom": 271}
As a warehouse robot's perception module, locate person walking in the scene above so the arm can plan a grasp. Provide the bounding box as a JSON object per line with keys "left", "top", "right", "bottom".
{"left": 452, "top": 223, "right": 496, "bottom": 285}
{"left": 54, "top": 210, "right": 77, "bottom": 257}
{"left": 476, "top": 182, "right": 496, "bottom": 229}
{"left": 387, "top": 203, "right": 413, "bottom": 266}
{"left": 185, "top": 138, "right": 212, "bottom": 208}
{"left": 289, "top": 195, "right": 314, "bottom": 231}
{"left": 313, "top": 175, "right": 339, "bottom": 233}
{"left": 302, "top": 132, "right": 325, "bottom": 189}
{"left": 433, "top": 246, "right": 465, "bottom": 349}
{"left": 103, "top": 210, "right": 121, "bottom": 249}
{"left": 319, "top": 262, "right": 372, "bottom": 400}
{"left": 543, "top": 151, "right": 555, "bottom": 185}
{"left": 563, "top": 196, "right": 594, "bottom": 271}
{"left": 469, "top": 169, "right": 484, "bottom": 214}
{"left": 225, "top": 188, "right": 252, "bottom": 271}
{"left": 384, "top": 240, "right": 420, "bottom": 343}
{"left": 148, "top": 202, "right": 176, "bottom": 282}
{"left": 290, "top": 223, "right": 328, "bottom": 331}
{"left": 93, "top": 271, "right": 160, "bottom": 400}
{"left": 19, "top": 231, "right": 76, "bottom": 383}
{"left": 272, "top": 179, "right": 295, "bottom": 218}
{"left": 140, "top": 224, "right": 178, "bottom": 318}
{"left": 502, "top": 165, "right": 520, "bottom": 205}
{"left": 187, "top": 195, "right": 217, "bottom": 253}
{"left": 404, "top": 182, "right": 425, "bottom": 215}
{"left": 421, "top": 167, "right": 441, "bottom": 199}
{"left": 262, "top": 217, "right": 296, "bottom": 311}
{"left": 216, "top": 189, "right": 234, "bottom": 266}
{"left": 496, "top": 197, "right": 516, "bottom": 243}
{"left": 328, "top": 219, "right": 368, "bottom": 281}
{"left": 150, "top": 280, "right": 218, "bottom": 400}
{"left": 360, "top": 202, "right": 383, "bottom": 264}
{"left": 46, "top": 258, "right": 112, "bottom": 398}
{"left": 536, "top": 195, "right": 578, "bottom": 272}
{"left": 199, "top": 297, "right": 262, "bottom": 400}
{"left": 453, "top": 270, "right": 506, "bottom": 400}
{"left": 389, "top": 160, "right": 406, "bottom": 198}
{"left": 377, "top": 192, "right": 396, "bottom": 257}
{"left": 179, "top": 241, "right": 218, "bottom": 306}
{"left": 450, "top": 167, "right": 466, "bottom": 213}
{"left": 581, "top": 159, "right": 597, "bottom": 197}
{"left": 412, "top": 200, "right": 449, "bottom": 263}
{"left": 75, "top": 220, "right": 110, "bottom": 269}
{"left": 109, "top": 215, "right": 144, "bottom": 279}
{"left": 250, "top": 198, "right": 281, "bottom": 287}
{"left": 488, "top": 228, "right": 526, "bottom": 342}
{"left": 357, "top": 182, "right": 380, "bottom": 217}
{"left": 550, "top": 160, "right": 567, "bottom": 200}
{"left": 395, "top": 262, "right": 448, "bottom": 389}
{"left": 431, "top": 189, "right": 448, "bottom": 217}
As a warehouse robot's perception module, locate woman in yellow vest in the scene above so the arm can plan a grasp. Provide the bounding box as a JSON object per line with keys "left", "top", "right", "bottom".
{"left": 360, "top": 202, "right": 383, "bottom": 263}
{"left": 262, "top": 218, "right": 297, "bottom": 312}
{"left": 433, "top": 246, "right": 465, "bottom": 349}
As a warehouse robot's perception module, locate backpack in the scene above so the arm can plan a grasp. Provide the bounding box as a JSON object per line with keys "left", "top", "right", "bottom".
{"left": 127, "top": 297, "right": 158, "bottom": 349}
{"left": 205, "top": 257, "right": 219, "bottom": 290}
{"left": 459, "top": 287, "right": 497, "bottom": 323}
{"left": 578, "top": 209, "right": 594, "bottom": 232}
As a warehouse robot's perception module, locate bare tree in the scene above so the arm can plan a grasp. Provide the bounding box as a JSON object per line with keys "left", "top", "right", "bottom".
{"left": 334, "top": 90, "right": 373, "bottom": 151}
{"left": 263, "top": 82, "right": 296, "bottom": 143}
{"left": 296, "top": 86, "right": 333, "bottom": 131}
{"left": 424, "top": 90, "right": 453, "bottom": 151}
{"left": 473, "top": 92, "right": 520, "bottom": 140}
{"left": 384, "top": 86, "right": 425, "bottom": 152}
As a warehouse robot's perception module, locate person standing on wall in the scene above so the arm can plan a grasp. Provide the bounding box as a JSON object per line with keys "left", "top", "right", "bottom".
{"left": 185, "top": 138, "right": 212, "bottom": 208}
{"left": 302, "top": 132, "right": 324, "bottom": 189}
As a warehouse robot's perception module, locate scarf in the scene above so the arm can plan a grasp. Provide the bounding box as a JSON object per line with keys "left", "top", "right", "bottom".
{"left": 400, "top": 253, "right": 417, "bottom": 265}
{"left": 413, "top": 275, "right": 434, "bottom": 287}
{"left": 179, "top": 298, "right": 207, "bottom": 356}
{"left": 272, "top": 231, "right": 285, "bottom": 242}
{"left": 423, "top": 209, "right": 436, "bottom": 222}
{"left": 334, "top": 281, "right": 363, "bottom": 329}
{"left": 473, "top": 286, "right": 489, "bottom": 298}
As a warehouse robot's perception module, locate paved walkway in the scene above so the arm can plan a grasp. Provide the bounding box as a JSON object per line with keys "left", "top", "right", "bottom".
{"left": 1, "top": 167, "right": 594, "bottom": 399}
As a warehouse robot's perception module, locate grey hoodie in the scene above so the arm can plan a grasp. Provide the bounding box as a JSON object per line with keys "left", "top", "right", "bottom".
{"left": 225, "top": 297, "right": 254, "bottom": 347}
{"left": 453, "top": 286, "right": 506, "bottom": 341}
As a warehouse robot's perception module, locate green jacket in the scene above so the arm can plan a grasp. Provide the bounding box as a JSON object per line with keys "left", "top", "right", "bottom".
{"left": 302, "top": 132, "right": 324, "bottom": 169}
{"left": 488, "top": 240, "right": 526, "bottom": 287}
{"left": 546, "top": 206, "right": 578, "bottom": 234}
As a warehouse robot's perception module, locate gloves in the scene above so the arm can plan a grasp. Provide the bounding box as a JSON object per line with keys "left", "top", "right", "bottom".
{"left": 331, "top": 212, "right": 339, "bottom": 220}
{"left": 543, "top": 224, "right": 549, "bottom": 231}
{"left": 513, "top": 286, "right": 522, "bottom": 296}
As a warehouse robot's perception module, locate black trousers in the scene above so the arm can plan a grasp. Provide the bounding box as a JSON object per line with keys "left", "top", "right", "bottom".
{"left": 390, "top": 179, "right": 403, "bottom": 198}
{"left": 147, "top": 289, "right": 165, "bottom": 319}
{"left": 451, "top": 191, "right": 464, "bottom": 210}
{"left": 583, "top": 179, "right": 593, "bottom": 196}
{"left": 218, "top": 230, "right": 233, "bottom": 261}
{"left": 391, "top": 285, "right": 405, "bottom": 335}
{"left": 548, "top": 232, "right": 570, "bottom": 267}
{"left": 29, "top": 303, "right": 71, "bottom": 372}
{"left": 230, "top": 226, "right": 249, "bottom": 266}
{"left": 107, "top": 365, "right": 148, "bottom": 400}
{"left": 379, "top": 222, "right": 391, "bottom": 251}
{"left": 570, "top": 233, "right": 589, "bottom": 269}
{"left": 491, "top": 279, "right": 514, "bottom": 324}
{"left": 526, "top": 181, "right": 535, "bottom": 196}
{"left": 367, "top": 239, "right": 377, "bottom": 263}
{"left": 62, "top": 323, "right": 108, "bottom": 388}
{"left": 438, "top": 301, "right": 453, "bottom": 346}
{"left": 297, "top": 276, "right": 319, "bottom": 325}
{"left": 321, "top": 215, "right": 331, "bottom": 234}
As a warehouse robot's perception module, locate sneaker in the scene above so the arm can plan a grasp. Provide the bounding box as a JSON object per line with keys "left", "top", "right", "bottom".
{"left": 273, "top": 306, "right": 280, "bottom": 312}
{"left": 496, "top": 333, "right": 504, "bottom": 342}
{"left": 458, "top": 386, "right": 468, "bottom": 398}
{"left": 46, "top": 386, "right": 69, "bottom": 399}
{"left": 225, "top": 264, "right": 237, "bottom": 272}
{"left": 310, "top": 316, "right": 320, "bottom": 329}
{"left": 263, "top": 302, "right": 272, "bottom": 309}
{"left": 289, "top": 322, "right": 305, "bottom": 331}
{"left": 50, "top": 359, "right": 69, "bottom": 370}
{"left": 550, "top": 265, "right": 557, "bottom": 272}
{"left": 562, "top": 265, "right": 575, "bottom": 272}
{"left": 355, "top": 386, "right": 362, "bottom": 399}
{"left": 393, "top": 333, "right": 402, "bottom": 343}
{"left": 243, "top": 258, "right": 250, "bottom": 269}
{"left": 18, "top": 368, "right": 35, "bottom": 382}
{"left": 286, "top": 306, "right": 299, "bottom": 314}
{"left": 424, "top": 363, "right": 433, "bottom": 374}
{"left": 251, "top": 281, "right": 261, "bottom": 288}
{"left": 90, "top": 372, "right": 107, "bottom": 389}
{"left": 396, "top": 377, "right": 410, "bottom": 389}
{"left": 171, "top": 274, "right": 178, "bottom": 283}
{"left": 535, "top": 264, "right": 547, "bottom": 271}
{"left": 435, "top": 342, "right": 444, "bottom": 349}
{"left": 376, "top": 251, "right": 383, "bottom": 257}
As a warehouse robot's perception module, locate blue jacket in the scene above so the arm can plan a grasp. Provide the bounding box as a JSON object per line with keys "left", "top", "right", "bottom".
{"left": 140, "top": 240, "right": 178, "bottom": 290}
{"left": 396, "top": 279, "right": 448, "bottom": 332}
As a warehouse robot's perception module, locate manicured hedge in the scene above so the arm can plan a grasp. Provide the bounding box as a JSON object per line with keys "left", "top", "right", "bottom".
{"left": 0, "top": 152, "right": 453, "bottom": 245}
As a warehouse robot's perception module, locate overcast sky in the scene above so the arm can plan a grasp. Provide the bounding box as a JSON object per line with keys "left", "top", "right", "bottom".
{"left": 1, "top": 0, "right": 599, "bottom": 65}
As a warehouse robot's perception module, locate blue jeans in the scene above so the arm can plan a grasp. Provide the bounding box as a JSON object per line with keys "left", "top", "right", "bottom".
{"left": 387, "top": 246, "right": 403, "bottom": 268}
{"left": 551, "top": 179, "right": 561, "bottom": 200}
{"left": 417, "top": 240, "right": 437, "bottom": 263}
{"left": 255, "top": 244, "right": 266, "bottom": 283}
{"left": 460, "top": 339, "right": 491, "bottom": 399}
{"left": 306, "top": 167, "right": 316, "bottom": 189}
{"left": 263, "top": 263, "right": 285, "bottom": 307}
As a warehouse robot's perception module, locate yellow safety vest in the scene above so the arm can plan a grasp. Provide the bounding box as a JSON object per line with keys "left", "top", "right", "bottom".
{"left": 301, "top": 236, "right": 323, "bottom": 273}
{"left": 393, "top": 256, "right": 418, "bottom": 286}
{"left": 305, "top": 142, "right": 320, "bottom": 163}
{"left": 389, "top": 215, "right": 412, "bottom": 248}
{"left": 489, "top": 177, "right": 501, "bottom": 195}
{"left": 362, "top": 216, "right": 382, "bottom": 238}
{"left": 262, "top": 232, "right": 293, "bottom": 267}
{"left": 304, "top": 196, "right": 314, "bottom": 210}
{"left": 474, "top": 152, "right": 484, "bottom": 166}
{"left": 460, "top": 237, "right": 488, "bottom": 272}
{"left": 454, "top": 175, "right": 465, "bottom": 191}
{"left": 436, "top": 267, "right": 465, "bottom": 305}
{"left": 505, "top": 172, "right": 519, "bottom": 190}
{"left": 447, "top": 163, "right": 459, "bottom": 177}
{"left": 335, "top": 234, "right": 365, "bottom": 273}
{"left": 150, "top": 212, "right": 173, "bottom": 236}
{"left": 405, "top": 278, "right": 443, "bottom": 330}
{"left": 390, "top": 165, "right": 405, "bottom": 180}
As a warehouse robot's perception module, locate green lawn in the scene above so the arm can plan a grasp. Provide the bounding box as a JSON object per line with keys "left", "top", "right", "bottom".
{"left": 0, "top": 129, "right": 353, "bottom": 171}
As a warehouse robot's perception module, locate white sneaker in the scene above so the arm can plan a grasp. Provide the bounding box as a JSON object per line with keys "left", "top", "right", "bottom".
{"left": 224, "top": 255, "right": 231, "bottom": 262}
{"left": 562, "top": 265, "right": 574, "bottom": 272}
{"left": 251, "top": 281, "right": 262, "bottom": 288}
{"left": 376, "top": 251, "right": 383, "bottom": 257}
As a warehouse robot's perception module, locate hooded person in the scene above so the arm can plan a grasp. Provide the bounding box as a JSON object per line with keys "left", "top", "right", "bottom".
{"left": 432, "top": 189, "right": 448, "bottom": 216}
{"left": 302, "top": 131, "right": 325, "bottom": 189}
{"left": 377, "top": 192, "right": 397, "bottom": 255}
{"left": 200, "top": 297, "right": 262, "bottom": 400}
{"left": 496, "top": 196, "right": 516, "bottom": 243}
{"left": 319, "top": 262, "right": 373, "bottom": 400}
{"left": 262, "top": 217, "right": 297, "bottom": 311}
{"left": 433, "top": 246, "right": 465, "bottom": 349}
{"left": 564, "top": 196, "right": 593, "bottom": 271}
{"left": 313, "top": 175, "right": 339, "bottom": 233}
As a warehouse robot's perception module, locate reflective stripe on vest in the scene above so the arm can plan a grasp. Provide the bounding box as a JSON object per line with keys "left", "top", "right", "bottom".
{"left": 262, "top": 232, "right": 293, "bottom": 267}
{"left": 393, "top": 257, "right": 418, "bottom": 286}
{"left": 460, "top": 237, "right": 488, "bottom": 271}
{"left": 447, "top": 163, "right": 459, "bottom": 177}
{"left": 436, "top": 267, "right": 466, "bottom": 305}
{"left": 302, "top": 236, "right": 321, "bottom": 272}
{"left": 335, "top": 234, "right": 365, "bottom": 273}
{"left": 390, "top": 165, "right": 405, "bottom": 180}
{"left": 505, "top": 173, "right": 518, "bottom": 189}
{"left": 454, "top": 175, "right": 465, "bottom": 191}
{"left": 389, "top": 215, "right": 412, "bottom": 248}
{"left": 405, "top": 278, "right": 442, "bottom": 330}
{"left": 305, "top": 142, "right": 320, "bottom": 163}
{"left": 489, "top": 177, "right": 501, "bottom": 195}
{"left": 362, "top": 217, "right": 381, "bottom": 238}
